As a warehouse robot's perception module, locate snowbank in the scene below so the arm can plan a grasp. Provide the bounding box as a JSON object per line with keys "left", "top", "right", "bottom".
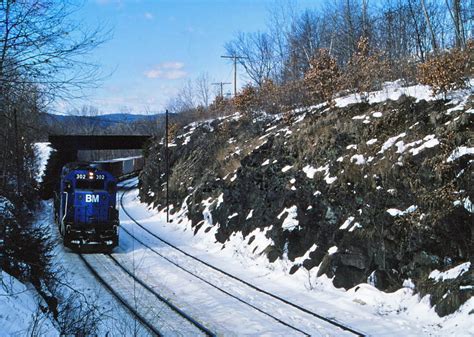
{"left": 34, "top": 142, "right": 54, "bottom": 182}
{"left": 0, "top": 272, "right": 58, "bottom": 336}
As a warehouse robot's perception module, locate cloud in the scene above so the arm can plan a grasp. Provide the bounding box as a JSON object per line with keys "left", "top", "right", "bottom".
{"left": 144, "top": 12, "right": 154, "bottom": 20}
{"left": 144, "top": 62, "right": 187, "bottom": 80}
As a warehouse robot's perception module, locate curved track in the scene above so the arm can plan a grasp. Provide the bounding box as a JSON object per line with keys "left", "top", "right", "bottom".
{"left": 119, "top": 183, "right": 367, "bottom": 336}
{"left": 78, "top": 253, "right": 161, "bottom": 337}
{"left": 79, "top": 253, "right": 215, "bottom": 336}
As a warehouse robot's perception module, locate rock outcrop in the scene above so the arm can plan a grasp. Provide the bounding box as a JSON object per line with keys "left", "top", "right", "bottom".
{"left": 139, "top": 92, "right": 473, "bottom": 316}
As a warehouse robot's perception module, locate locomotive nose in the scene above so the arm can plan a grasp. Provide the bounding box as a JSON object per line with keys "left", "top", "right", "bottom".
{"left": 74, "top": 191, "right": 110, "bottom": 224}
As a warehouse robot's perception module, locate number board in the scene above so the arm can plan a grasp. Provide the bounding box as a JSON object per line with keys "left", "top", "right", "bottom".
{"left": 75, "top": 173, "right": 106, "bottom": 180}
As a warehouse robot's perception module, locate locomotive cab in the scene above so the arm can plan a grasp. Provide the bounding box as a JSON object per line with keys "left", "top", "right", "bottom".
{"left": 55, "top": 162, "right": 119, "bottom": 248}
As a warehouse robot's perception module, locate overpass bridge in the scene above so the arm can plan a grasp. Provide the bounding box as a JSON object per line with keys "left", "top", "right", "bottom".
{"left": 41, "top": 135, "right": 153, "bottom": 198}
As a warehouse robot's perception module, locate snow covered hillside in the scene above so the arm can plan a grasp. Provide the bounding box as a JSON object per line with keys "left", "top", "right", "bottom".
{"left": 139, "top": 81, "right": 473, "bottom": 332}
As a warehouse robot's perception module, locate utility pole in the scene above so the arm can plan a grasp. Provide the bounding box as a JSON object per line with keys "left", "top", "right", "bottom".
{"left": 211, "top": 82, "right": 231, "bottom": 97}
{"left": 165, "top": 109, "right": 169, "bottom": 223}
{"left": 221, "top": 55, "right": 247, "bottom": 96}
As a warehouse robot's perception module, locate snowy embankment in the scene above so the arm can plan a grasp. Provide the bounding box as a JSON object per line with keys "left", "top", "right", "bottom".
{"left": 139, "top": 79, "right": 473, "bottom": 336}
{"left": 0, "top": 143, "right": 57, "bottom": 335}
{"left": 2, "top": 141, "right": 143, "bottom": 336}
{"left": 121, "top": 186, "right": 473, "bottom": 337}
{"left": 40, "top": 201, "right": 150, "bottom": 336}
{"left": 0, "top": 272, "right": 58, "bottom": 336}
{"left": 34, "top": 142, "right": 54, "bottom": 182}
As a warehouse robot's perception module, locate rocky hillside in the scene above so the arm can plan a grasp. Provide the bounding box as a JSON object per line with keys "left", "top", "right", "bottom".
{"left": 139, "top": 83, "right": 473, "bottom": 316}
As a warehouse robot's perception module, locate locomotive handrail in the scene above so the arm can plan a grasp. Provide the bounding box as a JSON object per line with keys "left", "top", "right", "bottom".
{"left": 61, "top": 191, "right": 69, "bottom": 225}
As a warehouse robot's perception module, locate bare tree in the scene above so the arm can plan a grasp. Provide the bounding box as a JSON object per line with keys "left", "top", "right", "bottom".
{"left": 266, "top": 0, "right": 299, "bottom": 82}
{"left": 0, "top": 0, "right": 109, "bottom": 99}
{"left": 166, "top": 79, "right": 196, "bottom": 113}
{"left": 72, "top": 105, "right": 100, "bottom": 135}
{"left": 0, "top": 0, "right": 109, "bottom": 195}
{"left": 446, "top": 0, "right": 466, "bottom": 48}
{"left": 421, "top": 0, "right": 439, "bottom": 52}
{"left": 195, "top": 72, "right": 213, "bottom": 108}
{"left": 225, "top": 31, "right": 277, "bottom": 87}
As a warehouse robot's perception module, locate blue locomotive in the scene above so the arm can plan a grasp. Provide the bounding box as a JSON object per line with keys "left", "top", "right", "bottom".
{"left": 54, "top": 162, "right": 119, "bottom": 248}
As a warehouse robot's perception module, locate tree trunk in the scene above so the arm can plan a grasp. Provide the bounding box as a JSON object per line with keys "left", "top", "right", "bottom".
{"left": 420, "top": 0, "right": 439, "bottom": 53}
{"left": 408, "top": 0, "right": 426, "bottom": 61}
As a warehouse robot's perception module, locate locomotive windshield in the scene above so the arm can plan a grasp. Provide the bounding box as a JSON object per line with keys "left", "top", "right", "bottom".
{"left": 75, "top": 179, "right": 105, "bottom": 190}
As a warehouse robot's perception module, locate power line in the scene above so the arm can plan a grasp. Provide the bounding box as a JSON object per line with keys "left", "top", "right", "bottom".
{"left": 221, "top": 55, "right": 248, "bottom": 96}
{"left": 211, "top": 82, "right": 231, "bottom": 97}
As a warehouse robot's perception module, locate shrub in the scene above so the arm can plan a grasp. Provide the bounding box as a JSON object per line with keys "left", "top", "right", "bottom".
{"left": 279, "top": 79, "right": 311, "bottom": 110}
{"left": 343, "top": 36, "right": 390, "bottom": 101}
{"left": 209, "top": 95, "right": 234, "bottom": 117}
{"left": 259, "top": 79, "right": 282, "bottom": 114}
{"left": 304, "top": 48, "right": 342, "bottom": 105}
{"left": 233, "top": 84, "right": 259, "bottom": 115}
{"left": 417, "top": 48, "right": 470, "bottom": 96}
{"left": 389, "top": 57, "right": 418, "bottom": 86}
{"left": 167, "top": 123, "right": 179, "bottom": 143}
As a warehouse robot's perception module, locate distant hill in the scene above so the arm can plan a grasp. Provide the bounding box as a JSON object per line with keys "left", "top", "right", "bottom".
{"left": 89, "top": 113, "right": 161, "bottom": 124}
{"left": 41, "top": 112, "right": 162, "bottom": 128}
{"left": 38, "top": 112, "right": 166, "bottom": 138}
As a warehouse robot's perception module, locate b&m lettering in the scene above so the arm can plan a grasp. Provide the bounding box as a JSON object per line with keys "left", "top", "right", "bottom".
{"left": 85, "top": 194, "right": 99, "bottom": 203}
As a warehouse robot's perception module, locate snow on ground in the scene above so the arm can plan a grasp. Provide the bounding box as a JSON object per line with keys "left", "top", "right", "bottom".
{"left": 0, "top": 271, "right": 58, "bottom": 336}
{"left": 386, "top": 205, "right": 418, "bottom": 217}
{"left": 277, "top": 206, "right": 299, "bottom": 232}
{"left": 34, "top": 200, "right": 151, "bottom": 336}
{"left": 408, "top": 135, "right": 439, "bottom": 156}
{"left": 309, "top": 164, "right": 337, "bottom": 184}
{"left": 118, "top": 185, "right": 474, "bottom": 336}
{"left": 350, "top": 154, "right": 366, "bottom": 165}
{"left": 379, "top": 133, "right": 406, "bottom": 154}
{"left": 429, "top": 262, "right": 471, "bottom": 282}
{"left": 34, "top": 142, "right": 54, "bottom": 182}
{"left": 446, "top": 146, "right": 474, "bottom": 162}
{"left": 335, "top": 80, "right": 474, "bottom": 108}
{"left": 339, "top": 216, "right": 355, "bottom": 230}
{"left": 302, "top": 165, "right": 317, "bottom": 178}
{"left": 281, "top": 165, "right": 293, "bottom": 172}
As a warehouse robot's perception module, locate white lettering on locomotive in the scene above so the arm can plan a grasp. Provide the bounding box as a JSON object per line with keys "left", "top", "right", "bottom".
{"left": 85, "top": 194, "right": 100, "bottom": 203}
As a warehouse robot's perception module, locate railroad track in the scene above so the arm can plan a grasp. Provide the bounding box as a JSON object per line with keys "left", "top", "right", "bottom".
{"left": 79, "top": 253, "right": 215, "bottom": 337}
{"left": 119, "top": 183, "right": 367, "bottom": 336}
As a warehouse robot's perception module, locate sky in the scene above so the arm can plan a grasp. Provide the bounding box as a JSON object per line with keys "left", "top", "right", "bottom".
{"left": 57, "top": 0, "right": 319, "bottom": 115}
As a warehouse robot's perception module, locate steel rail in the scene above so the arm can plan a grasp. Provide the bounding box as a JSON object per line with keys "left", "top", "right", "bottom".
{"left": 119, "top": 221, "right": 310, "bottom": 336}
{"left": 78, "top": 253, "right": 162, "bottom": 337}
{"left": 105, "top": 253, "right": 216, "bottom": 336}
{"left": 120, "top": 183, "right": 367, "bottom": 336}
